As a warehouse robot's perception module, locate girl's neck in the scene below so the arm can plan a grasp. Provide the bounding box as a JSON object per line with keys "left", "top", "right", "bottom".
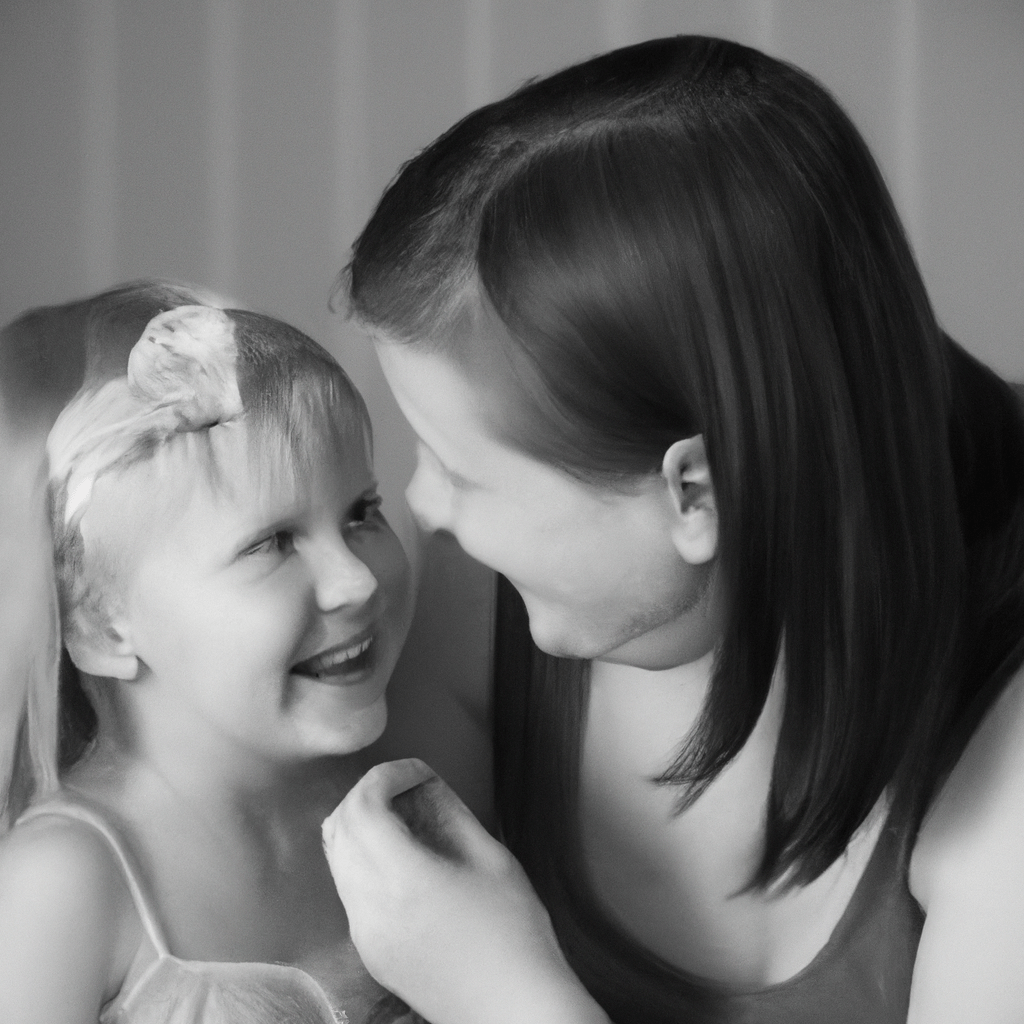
{"left": 65, "top": 728, "right": 358, "bottom": 968}
{"left": 69, "top": 714, "right": 365, "bottom": 845}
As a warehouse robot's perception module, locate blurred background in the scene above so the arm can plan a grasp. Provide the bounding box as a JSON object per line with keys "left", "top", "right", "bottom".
{"left": 2, "top": 0, "right": 1022, "bottom": 818}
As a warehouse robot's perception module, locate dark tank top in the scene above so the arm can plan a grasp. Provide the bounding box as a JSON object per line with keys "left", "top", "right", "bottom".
{"left": 703, "top": 820, "right": 923, "bottom": 1022}
{"left": 493, "top": 577, "right": 925, "bottom": 1024}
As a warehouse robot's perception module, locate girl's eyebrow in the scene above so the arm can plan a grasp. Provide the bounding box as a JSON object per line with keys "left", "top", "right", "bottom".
{"left": 231, "top": 507, "right": 302, "bottom": 558}
{"left": 234, "top": 477, "right": 381, "bottom": 550}
{"left": 233, "top": 523, "right": 286, "bottom": 557}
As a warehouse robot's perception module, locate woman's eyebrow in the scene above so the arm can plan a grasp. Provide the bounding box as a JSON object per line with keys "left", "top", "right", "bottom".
{"left": 417, "top": 438, "right": 474, "bottom": 488}
{"left": 345, "top": 483, "right": 382, "bottom": 509}
{"left": 442, "top": 464, "right": 475, "bottom": 489}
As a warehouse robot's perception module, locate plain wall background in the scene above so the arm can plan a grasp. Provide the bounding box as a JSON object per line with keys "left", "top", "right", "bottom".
{"left": 2, "top": 0, "right": 1022, "bottom": 817}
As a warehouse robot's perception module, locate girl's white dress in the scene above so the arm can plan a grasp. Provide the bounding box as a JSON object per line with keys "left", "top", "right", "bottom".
{"left": 17, "top": 798, "right": 421, "bottom": 1024}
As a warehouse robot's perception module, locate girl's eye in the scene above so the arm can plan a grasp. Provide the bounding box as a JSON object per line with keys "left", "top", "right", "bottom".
{"left": 245, "top": 530, "right": 294, "bottom": 557}
{"left": 347, "top": 494, "right": 383, "bottom": 529}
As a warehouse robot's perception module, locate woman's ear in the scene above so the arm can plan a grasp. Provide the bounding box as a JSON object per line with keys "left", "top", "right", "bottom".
{"left": 64, "top": 615, "right": 139, "bottom": 681}
{"left": 662, "top": 436, "right": 717, "bottom": 565}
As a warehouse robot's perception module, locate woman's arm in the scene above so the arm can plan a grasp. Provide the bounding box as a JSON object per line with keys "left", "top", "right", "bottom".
{"left": 0, "top": 817, "right": 138, "bottom": 1024}
{"left": 909, "top": 663, "right": 1024, "bottom": 1022}
{"left": 323, "top": 760, "right": 611, "bottom": 1024}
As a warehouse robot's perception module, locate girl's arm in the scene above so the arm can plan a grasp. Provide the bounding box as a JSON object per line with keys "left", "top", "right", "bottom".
{"left": 323, "top": 760, "right": 611, "bottom": 1024}
{"left": 0, "top": 816, "right": 138, "bottom": 1024}
{"left": 908, "top": 663, "right": 1024, "bottom": 1022}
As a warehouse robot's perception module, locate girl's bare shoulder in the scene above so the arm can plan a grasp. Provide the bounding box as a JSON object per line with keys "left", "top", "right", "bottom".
{"left": 0, "top": 812, "right": 141, "bottom": 1023}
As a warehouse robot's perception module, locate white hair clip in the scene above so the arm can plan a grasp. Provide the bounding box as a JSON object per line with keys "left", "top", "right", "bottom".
{"left": 129, "top": 305, "right": 242, "bottom": 427}
{"left": 47, "top": 305, "right": 244, "bottom": 527}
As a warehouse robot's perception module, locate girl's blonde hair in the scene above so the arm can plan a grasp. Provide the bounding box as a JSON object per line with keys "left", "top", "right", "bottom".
{"left": 1, "top": 283, "right": 368, "bottom": 829}
{"left": 1, "top": 280, "right": 207, "bottom": 829}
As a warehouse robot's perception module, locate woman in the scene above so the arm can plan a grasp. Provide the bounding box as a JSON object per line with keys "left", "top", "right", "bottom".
{"left": 322, "top": 35, "right": 1024, "bottom": 1024}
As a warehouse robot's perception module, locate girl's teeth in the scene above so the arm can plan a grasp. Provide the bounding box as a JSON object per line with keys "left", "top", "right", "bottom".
{"left": 323, "top": 637, "right": 372, "bottom": 668}
{"left": 301, "top": 636, "right": 373, "bottom": 676}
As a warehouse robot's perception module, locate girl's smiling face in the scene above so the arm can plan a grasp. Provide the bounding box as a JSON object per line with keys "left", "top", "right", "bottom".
{"left": 84, "top": 416, "right": 412, "bottom": 764}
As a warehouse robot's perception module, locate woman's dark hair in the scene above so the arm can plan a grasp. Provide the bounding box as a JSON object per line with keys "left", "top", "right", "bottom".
{"left": 344, "top": 31, "right": 1024, "bottom": 1000}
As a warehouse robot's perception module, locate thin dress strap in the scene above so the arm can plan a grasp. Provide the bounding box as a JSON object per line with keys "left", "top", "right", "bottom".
{"left": 18, "top": 800, "right": 170, "bottom": 957}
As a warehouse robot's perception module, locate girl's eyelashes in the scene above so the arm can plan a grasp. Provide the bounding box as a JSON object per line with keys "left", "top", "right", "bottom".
{"left": 239, "top": 492, "right": 381, "bottom": 559}
{"left": 243, "top": 529, "right": 295, "bottom": 558}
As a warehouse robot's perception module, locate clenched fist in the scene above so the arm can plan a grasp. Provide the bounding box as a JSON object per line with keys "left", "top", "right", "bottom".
{"left": 322, "top": 759, "right": 610, "bottom": 1024}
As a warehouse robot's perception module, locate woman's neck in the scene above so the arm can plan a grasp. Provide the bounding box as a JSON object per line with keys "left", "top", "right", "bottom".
{"left": 585, "top": 647, "right": 779, "bottom": 885}
{"left": 580, "top": 652, "right": 888, "bottom": 988}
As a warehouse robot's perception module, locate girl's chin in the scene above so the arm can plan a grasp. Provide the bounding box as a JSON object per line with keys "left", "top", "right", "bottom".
{"left": 303, "top": 691, "right": 389, "bottom": 756}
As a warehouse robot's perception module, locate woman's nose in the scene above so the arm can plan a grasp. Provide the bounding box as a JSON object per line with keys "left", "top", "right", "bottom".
{"left": 309, "top": 535, "right": 378, "bottom": 612}
{"left": 405, "top": 445, "right": 452, "bottom": 534}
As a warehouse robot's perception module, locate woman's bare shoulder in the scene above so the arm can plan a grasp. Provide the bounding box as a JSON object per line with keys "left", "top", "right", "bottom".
{"left": 912, "top": 660, "right": 1024, "bottom": 893}
{"left": 906, "top": 660, "right": 1024, "bottom": 1022}
{"left": 0, "top": 813, "right": 140, "bottom": 1023}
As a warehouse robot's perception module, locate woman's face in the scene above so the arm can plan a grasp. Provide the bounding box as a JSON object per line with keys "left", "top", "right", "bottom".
{"left": 376, "top": 341, "right": 718, "bottom": 670}
{"left": 86, "top": 416, "right": 412, "bottom": 762}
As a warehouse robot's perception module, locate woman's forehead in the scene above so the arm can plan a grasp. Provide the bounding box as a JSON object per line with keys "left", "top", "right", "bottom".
{"left": 374, "top": 343, "right": 495, "bottom": 463}
{"left": 375, "top": 340, "right": 582, "bottom": 500}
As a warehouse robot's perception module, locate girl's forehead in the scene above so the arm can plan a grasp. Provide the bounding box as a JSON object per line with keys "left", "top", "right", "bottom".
{"left": 177, "top": 417, "right": 373, "bottom": 513}
{"left": 218, "top": 415, "right": 372, "bottom": 486}
{"left": 85, "top": 416, "right": 372, "bottom": 550}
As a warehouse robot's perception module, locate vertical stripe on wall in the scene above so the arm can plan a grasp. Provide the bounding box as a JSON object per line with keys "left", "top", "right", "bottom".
{"left": 465, "top": 0, "right": 494, "bottom": 109}
{"left": 601, "top": 0, "right": 643, "bottom": 49}
{"left": 337, "top": 0, "right": 369, "bottom": 243}
{"left": 334, "top": 0, "right": 377, "bottom": 393}
{"left": 205, "top": 0, "right": 240, "bottom": 299}
{"left": 79, "top": 0, "right": 118, "bottom": 293}
{"left": 748, "top": 0, "right": 775, "bottom": 51}
{"left": 893, "top": 0, "right": 921, "bottom": 252}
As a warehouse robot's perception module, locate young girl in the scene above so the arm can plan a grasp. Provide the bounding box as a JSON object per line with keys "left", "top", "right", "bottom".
{"left": 0, "top": 283, "right": 419, "bottom": 1024}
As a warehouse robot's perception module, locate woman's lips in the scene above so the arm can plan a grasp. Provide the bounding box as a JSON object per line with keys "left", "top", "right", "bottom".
{"left": 291, "top": 633, "right": 376, "bottom": 680}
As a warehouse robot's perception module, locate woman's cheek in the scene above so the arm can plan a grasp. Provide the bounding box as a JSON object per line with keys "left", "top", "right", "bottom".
{"left": 443, "top": 499, "right": 501, "bottom": 570}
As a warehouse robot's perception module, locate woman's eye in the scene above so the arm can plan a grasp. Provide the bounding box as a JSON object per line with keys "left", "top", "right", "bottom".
{"left": 245, "top": 530, "right": 294, "bottom": 557}
{"left": 347, "top": 495, "right": 383, "bottom": 529}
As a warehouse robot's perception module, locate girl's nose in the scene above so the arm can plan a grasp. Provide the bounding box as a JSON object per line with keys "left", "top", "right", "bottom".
{"left": 309, "top": 535, "right": 378, "bottom": 612}
{"left": 405, "top": 444, "right": 452, "bottom": 534}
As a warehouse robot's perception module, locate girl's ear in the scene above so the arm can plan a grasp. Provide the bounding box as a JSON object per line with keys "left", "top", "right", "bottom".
{"left": 64, "top": 616, "right": 139, "bottom": 681}
{"left": 662, "top": 436, "right": 718, "bottom": 565}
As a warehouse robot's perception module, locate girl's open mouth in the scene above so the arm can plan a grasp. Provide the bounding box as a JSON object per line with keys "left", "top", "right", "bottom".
{"left": 291, "top": 634, "right": 376, "bottom": 680}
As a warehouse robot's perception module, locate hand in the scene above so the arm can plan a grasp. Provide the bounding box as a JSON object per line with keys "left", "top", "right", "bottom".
{"left": 322, "top": 759, "right": 609, "bottom": 1024}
